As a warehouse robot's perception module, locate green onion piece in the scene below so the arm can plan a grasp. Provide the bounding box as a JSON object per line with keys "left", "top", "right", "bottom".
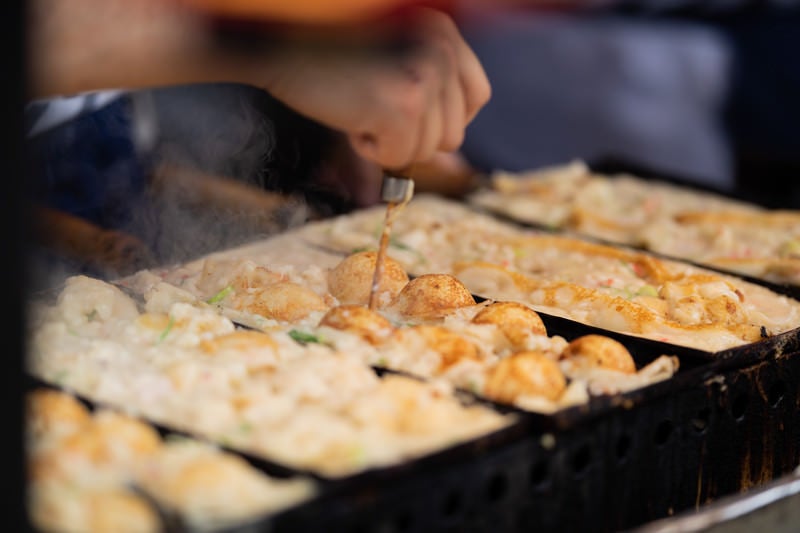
{"left": 349, "top": 444, "right": 367, "bottom": 464}
{"left": 389, "top": 237, "right": 427, "bottom": 264}
{"left": 389, "top": 237, "right": 411, "bottom": 250}
{"left": 164, "top": 433, "right": 192, "bottom": 444}
{"left": 206, "top": 285, "right": 233, "bottom": 304}
{"left": 86, "top": 309, "right": 98, "bottom": 322}
{"left": 164, "top": 433, "right": 194, "bottom": 444}
{"left": 512, "top": 247, "right": 528, "bottom": 259}
{"left": 620, "top": 260, "right": 636, "bottom": 275}
{"left": 779, "top": 239, "right": 800, "bottom": 258}
{"left": 608, "top": 287, "right": 635, "bottom": 300}
{"left": 53, "top": 370, "right": 69, "bottom": 385}
{"left": 351, "top": 246, "right": 373, "bottom": 254}
{"left": 158, "top": 316, "right": 175, "bottom": 344}
{"left": 637, "top": 284, "right": 659, "bottom": 297}
{"left": 289, "top": 329, "right": 322, "bottom": 345}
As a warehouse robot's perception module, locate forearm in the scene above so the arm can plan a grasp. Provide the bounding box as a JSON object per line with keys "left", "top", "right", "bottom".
{"left": 28, "top": 0, "right": 271, "bottom": 98}
{"left": 29, "top": 1, "right": 491, "bottom": 171}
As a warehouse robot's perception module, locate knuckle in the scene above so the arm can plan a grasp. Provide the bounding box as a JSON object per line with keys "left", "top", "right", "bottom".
{"left": 477, "top": 76, "right": 492, "bottom": 106}
{"left": 384, "top": 150, "right": 413, "bottom": 170}
{"left": 441, "top": 128, "right": 465, "bottom": 152}
{"left": 466, "top": 75, "right": 491, "bottom": 118}
{"left": 390, "top": 79, "right": 429, "bottom": 123}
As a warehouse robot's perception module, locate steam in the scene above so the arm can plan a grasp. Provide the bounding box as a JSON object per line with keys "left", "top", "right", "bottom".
{"left": 124, "top": 83, "right": 307, "bottom": 268}
{"left": 26, "top": 82, "right": 325, "bottom": 292}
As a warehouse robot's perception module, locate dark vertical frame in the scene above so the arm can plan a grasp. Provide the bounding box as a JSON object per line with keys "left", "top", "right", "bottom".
{"left": 4, "top": 0, "right": 31, "bottom": 530}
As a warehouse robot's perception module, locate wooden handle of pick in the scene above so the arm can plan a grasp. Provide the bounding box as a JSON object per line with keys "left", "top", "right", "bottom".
{"left": 393, "top": 152, "right": 481, "bottom": 198}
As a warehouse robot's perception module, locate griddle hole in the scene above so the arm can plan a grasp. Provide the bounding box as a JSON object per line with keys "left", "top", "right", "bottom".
{"left": 615, "top": 433, "right": 632, "bottom": 462}
{"left": 486, "top": 472, "right": 508, "bottom": 502}
{"left": 767, "top": 381, "right": 786, "bottom": 407}
{"left": 731, "top": 393, "right": 749, "bottom": 420}
{"left": 691, "top": 408, "right": 710, "bottom": 433}
{"left": 441, "top": 490, "right": 463, "bottom": 517}
{"left": 571, "top": 445, "right": 592, "bottom": 476}
{"left": 529, "top": 460, "right": 549, "bottom": 488}
{"left": 653, "top": 420, "right": 673, "bottom": 446}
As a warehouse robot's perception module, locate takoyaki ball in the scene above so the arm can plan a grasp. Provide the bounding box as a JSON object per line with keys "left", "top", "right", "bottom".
{"left": 230, "top": 266, "right": 285, "bottom": 292}
{"left": 197, "top": 258, "right": 284, "bottom": 295}
{"left": 137, "top": 443, "right": 290, "bottom": 521}
{"left": 393, "top": 324, "right": 481, "bottom": 371}
{"left": 327, "top": 251, "right": 409, "bottom": 307}
{"left": 27, "top": 389, "right": 91, "bottom": 442}
{"left": 484, "top": 351, "right": 566, "bottom": 403}
{"left": 232, "top": 281, "right": 328, "bottom": 322}
{"left": 60, "top": 410, "right": 162, "bottom": 465}
{"left": 471, "top": 301, "right": 547, "bottom": 348}
{"left": 199, "top": 330, "right": 278, "bottom": 355}
{"left": 83, "top": 490, "right": 162, "bottom": 533}
{"left": 32, "top": 411, "right": 163, "bottom": 483}
{"left": 389, "top": 274, "right": 475, "bottom": 320}
{"left": 560, "top": 334, "right": 636, "bottom": 374}
{"left": 319, "top": 305, "right": 395, "bottom": 345}
{"left": 29, "top": 485, "right": 161, "bottom": 533}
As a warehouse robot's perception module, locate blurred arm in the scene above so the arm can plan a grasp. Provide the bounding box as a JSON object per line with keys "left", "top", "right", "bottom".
{"left": 30, "top": 0, "right": 490, "bottom": 170}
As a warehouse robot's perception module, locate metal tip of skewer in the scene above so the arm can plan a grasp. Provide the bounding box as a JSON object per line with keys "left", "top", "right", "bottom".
{"left": 381, "top": 174, "right": 415, "bottom": 203}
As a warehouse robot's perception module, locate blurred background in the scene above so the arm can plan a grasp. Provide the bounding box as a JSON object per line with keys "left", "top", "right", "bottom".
{"left": 458, "top": 0, "right": 800, "bottom": 204}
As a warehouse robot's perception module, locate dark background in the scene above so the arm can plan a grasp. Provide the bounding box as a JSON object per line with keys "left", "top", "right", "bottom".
{"left": 6, "top": 0, "right": 30, "bottom": 529}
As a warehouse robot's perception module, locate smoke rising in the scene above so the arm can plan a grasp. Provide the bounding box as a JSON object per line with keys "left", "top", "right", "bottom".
{"left": 124, "top": 82, "right": 322, "bottom": 269}
{"left": 27, "top": 82, "right": 334, "bottom": 291}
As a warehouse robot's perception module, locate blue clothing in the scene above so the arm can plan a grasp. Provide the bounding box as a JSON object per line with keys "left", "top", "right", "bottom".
{"left": 25, "top": 92, "right": 151, "bottom": 231}
{"left": 26, "top": 91, "right": 124, "bottom": 138}
{"left": 461, "top": 12, "right": 734, "bottom": 190}
{"left": 458, "top": 3, "right": 800, "bottom": 205}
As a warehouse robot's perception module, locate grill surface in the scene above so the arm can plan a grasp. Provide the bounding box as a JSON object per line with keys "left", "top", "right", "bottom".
{"left": 264, "top": 350, "right": 800, "bottom": 533}
{"left": 25, "top": 162, "right": 800, "bottom": 532}
{"left": 28, "top": 321, "right": 800, "bottom": 533}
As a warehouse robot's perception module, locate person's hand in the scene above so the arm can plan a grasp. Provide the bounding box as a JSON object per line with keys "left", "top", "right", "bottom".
{"left": 30, "top": 0, "right": 490, "bottom": 205}
{"left": 314, "top": 131, "right": 481, "bottom": 208}
{"left": 259, "top": 8, "right": 491, "bottom": 171}
{"left": 31, "top": 2, "right": 488, "bottom": 172}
